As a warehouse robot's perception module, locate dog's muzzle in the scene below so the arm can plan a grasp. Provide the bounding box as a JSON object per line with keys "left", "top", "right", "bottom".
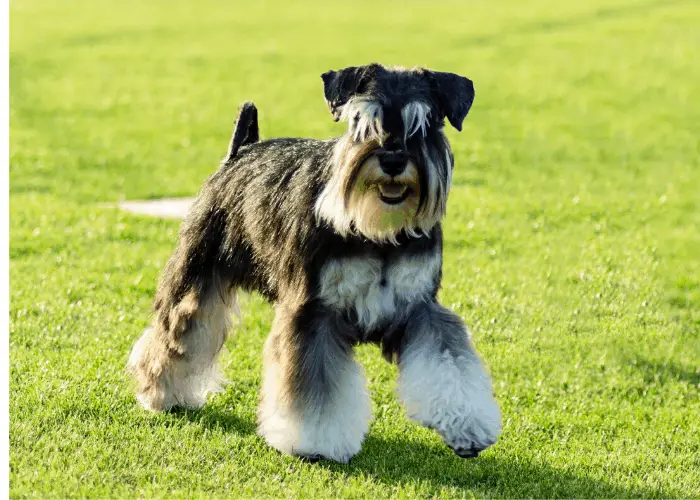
{"left": 376, "top": 151, "right": 412, "bottom": 204}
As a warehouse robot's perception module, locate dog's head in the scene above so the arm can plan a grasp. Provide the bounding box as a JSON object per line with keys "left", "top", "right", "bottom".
{"left": 315, "top": 63, "right": 475, "bottom": 243}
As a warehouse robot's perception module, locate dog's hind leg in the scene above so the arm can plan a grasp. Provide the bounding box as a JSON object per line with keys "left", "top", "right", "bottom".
{"left": 128, "top": 199, "right": 239, "bottom": 412}
{"left": 127, "top": 286, "right": 237, "bottom": 412}
{"left": 258, "top": 301, "right": 371, "bottom": 463}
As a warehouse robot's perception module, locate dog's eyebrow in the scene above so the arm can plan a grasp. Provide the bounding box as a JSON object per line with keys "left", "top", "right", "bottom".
{"left": 341, "top": 98, "right": 385, "bottom": 143}
{"left": 401, "top": 101, "right": 431, "bottom": 139}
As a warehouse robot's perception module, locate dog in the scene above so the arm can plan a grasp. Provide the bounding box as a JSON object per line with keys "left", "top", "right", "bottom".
{"left": 128, "top": 63, "right": 501, "bottom": 463}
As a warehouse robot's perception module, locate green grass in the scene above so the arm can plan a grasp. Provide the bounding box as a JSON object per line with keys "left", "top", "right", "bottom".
{"left": 9, "top": 0, "right": 700, "bottom": 497}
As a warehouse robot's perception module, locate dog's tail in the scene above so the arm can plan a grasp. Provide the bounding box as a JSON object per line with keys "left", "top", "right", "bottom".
{"left": 223, "top": 101, "right": 259, "bottom": 162}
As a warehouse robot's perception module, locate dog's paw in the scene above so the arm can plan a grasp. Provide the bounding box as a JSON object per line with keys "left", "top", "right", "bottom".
{"left": 399, "top": 350, "right": 502, "bottom": 456}
{"left": 259, "top": 419, "right": 363, "bottom": 464}
{"left": 437, "top": 392, "right": 501, "bottom": 456}
{"left": 135, "top": 391, "right": 165, "bottom": 412}
{"left": 258, "top": 408, "right": 365, "bottom": 464}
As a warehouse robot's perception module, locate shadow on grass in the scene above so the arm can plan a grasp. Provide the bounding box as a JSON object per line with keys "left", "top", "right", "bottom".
{"left": 168, "top": 406, "right": 257, "bottom": 436}
{"left": 327, "top": 434, "right": 675, "bottom": 498}
{"left": 631, "top": 357, "right": 700, "bottom": 387}
{"left": 174, "top": 404, "right": 674, "bottom": 497}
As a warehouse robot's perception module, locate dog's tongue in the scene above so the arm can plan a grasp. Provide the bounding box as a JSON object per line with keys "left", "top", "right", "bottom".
{"left": 379, "top": 183, "right": 406, "bottom": 198}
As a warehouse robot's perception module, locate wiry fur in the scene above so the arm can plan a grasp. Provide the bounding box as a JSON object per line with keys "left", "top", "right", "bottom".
{"left": 127, "top": 286, "right": 236, "bottom": 411}
{"left": 341, "top": 98, "right": 385, "bottom": 143}
{"left": 401, "top": 101, "right": 432, "bottom": 140}
{"left": 128, "top": 64, "right": 500, "bottom": 463}
{"left": 398, "top": 302, "right": 501, "bottom": 456}
{"left": 315, "top": 109, "right": 453, "bottom": 243}
{"left": 258, "top": 303, "right": 372, "bottom": 463}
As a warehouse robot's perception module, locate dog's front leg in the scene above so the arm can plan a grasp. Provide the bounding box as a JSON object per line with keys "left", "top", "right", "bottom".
{"left": 257, "top": 301, "right": 371, "bottom": 463}
{"left": 397, "top": 301, "right": 501, "bottom": 457}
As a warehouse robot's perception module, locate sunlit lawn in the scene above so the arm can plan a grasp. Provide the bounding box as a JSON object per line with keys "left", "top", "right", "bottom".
{"left": 10, "top": 0, "right": 699, "bottom": 497}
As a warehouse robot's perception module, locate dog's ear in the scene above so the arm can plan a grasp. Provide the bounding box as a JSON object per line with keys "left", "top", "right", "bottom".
{"left": 426, "top": 71, "right": 475, "bottom": 131}
{"left": 321, "top": 64, "right": 380, "bottom": 121}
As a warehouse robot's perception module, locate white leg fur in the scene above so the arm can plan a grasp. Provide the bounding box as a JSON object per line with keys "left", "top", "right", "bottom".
{"left": 128, "top": 327, "right": 227, "bottom": 411}
{"left": 398, "top": 308, "right": 501, "bottom": 453}
{"left": 127, "top": 291, "right": 237, "bottom": 412}
{"left": 258, "top": 348, "right": 371, "bottom": 463}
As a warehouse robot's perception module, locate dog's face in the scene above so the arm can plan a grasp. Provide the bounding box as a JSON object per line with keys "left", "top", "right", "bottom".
{"left": 316, "top": 64, "right": 475, "bottom": 243}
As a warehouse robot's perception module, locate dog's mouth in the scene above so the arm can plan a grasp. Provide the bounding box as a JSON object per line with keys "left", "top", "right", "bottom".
{"left": 378, "top": 182, "right": 411, "bottom": 204}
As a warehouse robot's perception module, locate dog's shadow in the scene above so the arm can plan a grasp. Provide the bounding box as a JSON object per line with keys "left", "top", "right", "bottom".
{"left": 329, "top": 434, "right": 670, "bottom": 498}
{"left": 176, "top": 407, "right": 670, "bottom": 497}
{"left": 172, "top": 405, "right": 257, "bottom": 436}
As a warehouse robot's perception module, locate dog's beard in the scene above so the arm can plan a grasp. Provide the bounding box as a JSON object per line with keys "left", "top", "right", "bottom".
{"left": 346, "top": 155, "right": 422, "bottom": 242}
{"left": 316, "top": 136, "right": 451, "bottom": 244}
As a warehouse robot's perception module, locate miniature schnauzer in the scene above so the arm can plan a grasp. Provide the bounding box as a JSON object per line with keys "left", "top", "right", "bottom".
{"left": 128, "top": 63, "right": 501, "bottom": 463}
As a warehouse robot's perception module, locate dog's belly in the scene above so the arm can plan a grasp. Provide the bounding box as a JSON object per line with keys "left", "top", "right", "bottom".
{"left": 318, "top": 252, "right": 440, "bottom": 332}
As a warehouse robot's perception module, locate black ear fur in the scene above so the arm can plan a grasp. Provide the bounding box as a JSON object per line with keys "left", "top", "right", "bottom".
{"left": 427, "top": 71, "right": 475, "bottom": 131}
{"left": 321, "top": 64, "right": 380, "bottom": 121}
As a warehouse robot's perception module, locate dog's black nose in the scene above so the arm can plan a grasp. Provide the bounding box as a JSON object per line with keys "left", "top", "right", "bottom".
{"left": 379, "top": 151, "right": 408, "bottom": 177}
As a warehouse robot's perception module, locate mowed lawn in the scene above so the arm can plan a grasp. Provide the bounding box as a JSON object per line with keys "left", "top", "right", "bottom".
{"left": 9, "top": 0, "right": 700, "bottom": 497}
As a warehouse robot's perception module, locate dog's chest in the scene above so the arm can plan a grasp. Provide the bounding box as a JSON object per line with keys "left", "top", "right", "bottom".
{"left": 318, "top": 252, "right": 440, "bottom": 330}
